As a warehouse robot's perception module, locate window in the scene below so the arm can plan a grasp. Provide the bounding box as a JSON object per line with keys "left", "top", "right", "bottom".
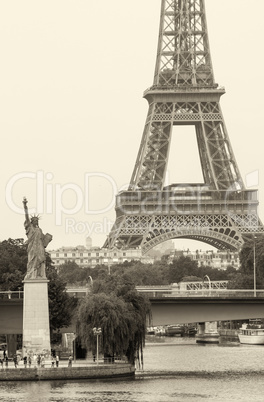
{"left": 64, "top": 253, "right": 67, "bottom": 257}
{"left": 56, "top": 253, "right": 59, "bottom": 257}
{"left": 72, "top": 253, "right": 76, "bottom": 257}
{"left": 80, "top": 253, "right": 83, "bottom": 257}
{"left": 123, "top": 253, "right": 126, "bottom": 257}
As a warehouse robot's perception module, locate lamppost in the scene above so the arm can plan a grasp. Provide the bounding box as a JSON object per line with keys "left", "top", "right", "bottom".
{"left": 93, "top": 327, "right": 102, "bottom": 365}
{"left": 88, "top": 276, "right": 93, "bottom": 287}
{"left": 253, "top": 235, "right": 257, "bottom": 297}
{"left": 203, "top": 275, "right": 211, "bottom": 296}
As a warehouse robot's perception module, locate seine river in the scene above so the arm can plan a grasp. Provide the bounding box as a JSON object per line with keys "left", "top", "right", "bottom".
{"left": 1, "top": 337, "right": 264, "bottom": 402}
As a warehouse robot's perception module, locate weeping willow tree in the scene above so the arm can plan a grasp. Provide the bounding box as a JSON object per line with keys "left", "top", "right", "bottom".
{"left": 76, "top": 275, "right": 151, "bottom": 366}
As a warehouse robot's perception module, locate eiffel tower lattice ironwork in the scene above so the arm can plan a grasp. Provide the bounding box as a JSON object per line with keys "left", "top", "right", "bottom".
{"left": 104, "top": 0, "right": 264, "bottom": 253}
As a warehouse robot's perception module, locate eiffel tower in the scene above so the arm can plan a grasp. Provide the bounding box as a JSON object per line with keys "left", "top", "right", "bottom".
{"left": 104, "top": 0, "right": 263, "bottom": 253}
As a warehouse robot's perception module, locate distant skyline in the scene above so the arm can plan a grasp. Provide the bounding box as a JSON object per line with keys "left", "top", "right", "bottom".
{"left": 1, "top": 0, "right": 264, "bottom": 252}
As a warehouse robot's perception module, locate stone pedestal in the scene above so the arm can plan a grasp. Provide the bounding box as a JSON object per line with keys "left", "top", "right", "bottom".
{"left": 22, "top": 279, "right": 51, "bottom": 358}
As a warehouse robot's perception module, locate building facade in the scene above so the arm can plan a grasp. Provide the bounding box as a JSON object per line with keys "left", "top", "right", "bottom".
{"left": 168, "top": 249, "right": 239, "bottom": 270}
{"left": 48, "top": 245, "right": 154, "bottom": 269}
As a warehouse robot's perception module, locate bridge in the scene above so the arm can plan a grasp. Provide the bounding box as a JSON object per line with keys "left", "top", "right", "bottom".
{"left": 1, "top": 286, "right": 264, "bottom": 334}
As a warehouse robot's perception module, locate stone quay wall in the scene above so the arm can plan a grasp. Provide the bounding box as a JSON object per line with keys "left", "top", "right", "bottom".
{"left": 0, "top": 363, "right": 135, "bottom": 381}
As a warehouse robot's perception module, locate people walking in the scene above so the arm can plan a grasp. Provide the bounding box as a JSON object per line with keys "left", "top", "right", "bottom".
{"left": 0, "top": 358, "right": 3, "bottom": 368}
{"left": 68, "top": 354, "right": 73, "bottom": 367}
{"left": 41, "top": 355, "right": 45, "bottom": 368}
{"left": 56, "top": 355, "right": 59, "bottom": 367}
{"left": 37, "top": 354, "right": 41, "bottom": 367}
{"left": 23, "top": 355, "right": 27, "bottom": 368}
{"left": 13, "top": 354, "right": 18, "bottom": 368}
{"left": 28, "top": 356, "right": 31, "bottom": 368}
{"left": 5, "top": 356, "right": 8, "bottom": 368}
{"left": 51, "top": 356, "right": 55, "bottom": 367}
{"left": 33, "top": 353, "right": 37, "bottom": 367}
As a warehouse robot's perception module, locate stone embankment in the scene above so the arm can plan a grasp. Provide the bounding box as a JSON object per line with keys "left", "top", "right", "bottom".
{"left": 0, "top": 363, "right": 135, "bottom": 381}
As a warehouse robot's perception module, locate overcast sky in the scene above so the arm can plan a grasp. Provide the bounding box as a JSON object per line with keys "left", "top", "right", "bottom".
{"left": 1, "top": 0, "right": 264, "bottom": 252}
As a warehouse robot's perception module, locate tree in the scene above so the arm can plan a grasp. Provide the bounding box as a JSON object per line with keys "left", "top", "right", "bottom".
{"left": 0, "top": 238, "right": 27, "bottom": 290}
{"left": 46, "top": 262, "right": 77, "bottom": 336}
{"left": 57, "top": 261, "right": 88, "bottom": 285}
{"left": 229, "top": 235, "right": 264, "bottom": 290}
{"left": 239, "top": 235, "right": 264, "bottom": 279}
{"left": 0, "top": 238, "right": 74, "bottom": 335}
{"left": 168, "top": 256, "right": 199, "bottom": 283}
{"left": 76, "top": 273, "right": 151, "bottom": 365}
{"left": 227, "top": 273, "right": 256, "bottom": 289}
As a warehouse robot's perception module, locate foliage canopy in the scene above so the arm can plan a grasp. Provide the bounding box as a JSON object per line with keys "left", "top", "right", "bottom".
{"left": 76, "top": 273, "right": 151, "bottom": 365}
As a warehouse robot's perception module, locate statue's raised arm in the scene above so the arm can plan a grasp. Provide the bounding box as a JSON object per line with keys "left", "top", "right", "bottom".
{"left": 23, "top": 197, "right": 30, "bottom": 225}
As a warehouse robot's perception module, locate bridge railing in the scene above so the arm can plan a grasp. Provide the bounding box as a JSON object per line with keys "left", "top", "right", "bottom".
{"left": 2, "top": 288, "right": 264, "bottom": 300}
{"left": 0, "top": 291, "right": 23, "bottom": 299}
{"left": 136, "top": 288, "right": 264, "bottom": 298}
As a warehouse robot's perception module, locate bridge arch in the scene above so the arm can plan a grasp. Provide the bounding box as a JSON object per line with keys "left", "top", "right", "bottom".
{"left": 142, "top": 226, "right": 243, "bottom": 253}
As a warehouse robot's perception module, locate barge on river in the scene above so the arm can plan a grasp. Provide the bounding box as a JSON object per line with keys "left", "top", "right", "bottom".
{"left": 238, "top": 320, "right": 264, "bottom": 345}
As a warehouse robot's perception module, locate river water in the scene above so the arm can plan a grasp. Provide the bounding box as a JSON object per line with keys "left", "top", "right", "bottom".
{"left": 1, "top": 337, "right": 264, "bottom": 402}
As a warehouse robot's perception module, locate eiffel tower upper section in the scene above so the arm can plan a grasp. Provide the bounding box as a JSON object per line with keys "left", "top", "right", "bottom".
{"left": 129, "top": 0, "right": 242, "bottom": 192}
{"left": 104, "top": 0, "right": 264, "bottom": 252}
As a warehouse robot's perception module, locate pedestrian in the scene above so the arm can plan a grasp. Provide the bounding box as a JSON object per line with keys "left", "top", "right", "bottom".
{"left": 33, "top": 353, "right": 37, "bottom": 367}
{"left": 68, "top": 354, "right": 73, "bottom": 367}
{"left": 23, "top": 355, "right": 27, "bottom": 368}
{"left": 13, "top": 355, "right": 18, "bottom": 368}
{"left": 0, "top": 358, "right": 3, "bottom": 368}
{"left": 28, "top": 356, "right": 32, "bottom": 368}
{"left": 56, "top": 355, "right": 59, "bottom": 367}
{"left": 51, "top": 356, "right": 55, "bottom": 368}
{"left": 37, "top": 354, "right": 41, "bottom": 367}
{"left": 5, "top": 356, "right": 8, "bottom": 368}
{"left": 41, "top": 355, "right": 45, "bottom": 368}
{"left": 93, "top": 354, "right": 96, "bottom": 362}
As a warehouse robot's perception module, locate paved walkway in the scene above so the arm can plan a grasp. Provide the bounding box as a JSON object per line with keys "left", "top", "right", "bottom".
{"left": 1, "top": 358, "right": 128, "bottom": 370}
{"left": 1, "top": 359, "right": 105, "bottom": 369}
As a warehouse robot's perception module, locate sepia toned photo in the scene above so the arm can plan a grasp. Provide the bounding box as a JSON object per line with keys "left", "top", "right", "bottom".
{"left": 0, "top": 1, "right": 264, "bottom": 401}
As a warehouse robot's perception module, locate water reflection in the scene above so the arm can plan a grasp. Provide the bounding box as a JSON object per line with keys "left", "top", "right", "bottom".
{"left": 1, "top": 339, "right": 264, "bottom": 401}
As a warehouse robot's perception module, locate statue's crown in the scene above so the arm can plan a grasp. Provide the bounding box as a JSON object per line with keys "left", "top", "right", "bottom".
{"left": 30, "top": 214, "right": 40, "bottom": 221}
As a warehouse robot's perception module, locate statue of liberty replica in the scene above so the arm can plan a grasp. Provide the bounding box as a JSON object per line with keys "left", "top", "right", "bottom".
{"left": 22, "top": 197, "right": 53, "bottom": 360}
{"left": 23, "top": 197, "right": 52, "bottom": 279}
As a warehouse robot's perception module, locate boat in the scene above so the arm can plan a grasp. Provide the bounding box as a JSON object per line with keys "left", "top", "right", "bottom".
{"left": 146, "top": 326, "right": 155, "bottom": 335}
{"left": 238, "top": 320, "right": 264, "bottom": 345}
{"left": 154, "top": 326, "right": 166, "bottom": 336}
{"left": 185, "top": 325, "right": 197, "bottom": 337}
{"left": 165, "top": 325, "right": 185, "bottom": 337}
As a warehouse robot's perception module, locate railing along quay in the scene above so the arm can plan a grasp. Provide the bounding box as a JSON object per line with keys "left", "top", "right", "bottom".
{"left": 135, "top": 288, "right": 264, "bottom": 298}
{"left": 2, "top": 288, "right": 264, "bottom": 300}
{"left": 0, "top": 291, "right": 23, "bottom": 299}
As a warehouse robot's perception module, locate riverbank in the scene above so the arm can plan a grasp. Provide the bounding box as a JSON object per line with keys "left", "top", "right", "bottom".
{"left": 0, "top": 362, "right": 135, "bottom": 381}
{"left": 136, "top": 369, "right": 264, "bottom": 379}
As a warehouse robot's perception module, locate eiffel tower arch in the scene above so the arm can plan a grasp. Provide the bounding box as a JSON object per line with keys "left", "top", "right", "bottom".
{"left": 104, "top": 0, "right": 264, "bottom": 253}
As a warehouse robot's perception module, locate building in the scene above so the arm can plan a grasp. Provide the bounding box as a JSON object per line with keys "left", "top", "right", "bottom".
{"left": 168, "top": 249, "right": 239, "bottom": 270}
{"left": 48, "top": 244, "right": 154, "bottom": 269}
